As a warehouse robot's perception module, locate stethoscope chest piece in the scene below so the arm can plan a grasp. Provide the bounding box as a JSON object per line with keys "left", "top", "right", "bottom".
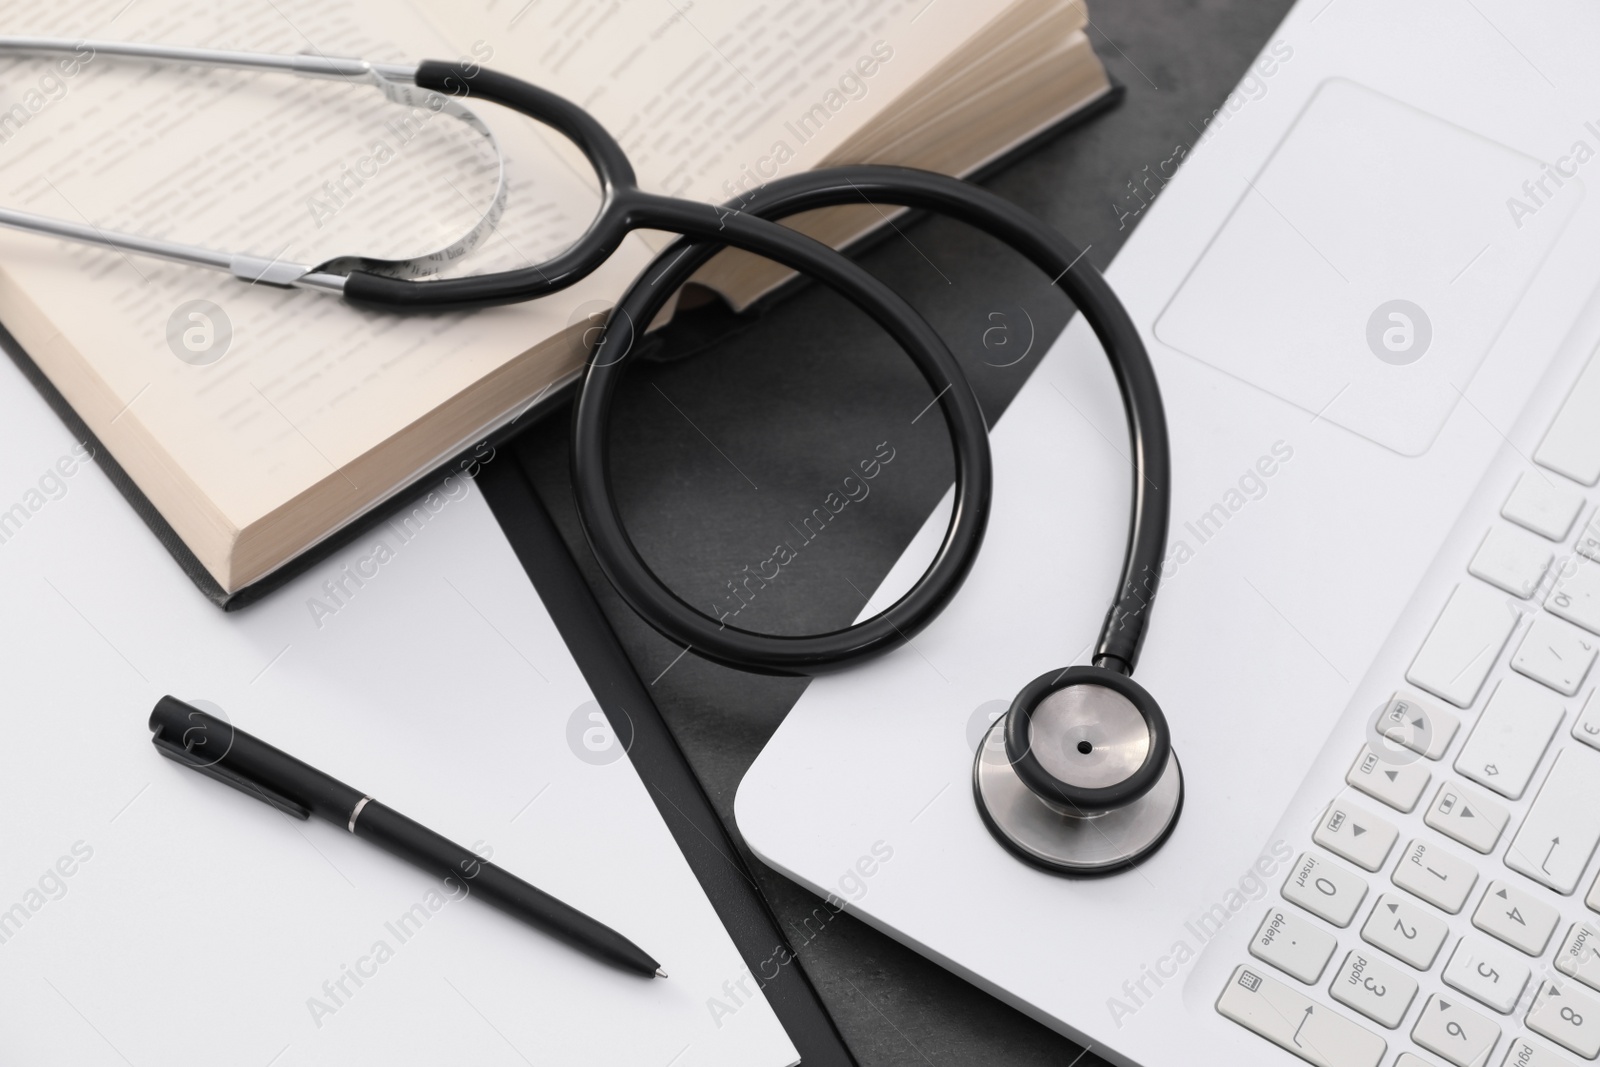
{"left": 972, "top": 666, "right": 1182, "bottom": 874}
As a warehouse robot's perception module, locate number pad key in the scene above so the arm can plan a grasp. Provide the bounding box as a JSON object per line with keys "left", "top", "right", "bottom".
{"left": 1500, "top": 1036, "right": 1581, "bottom": 1067}
{"left": 1443, "top": 937, "right": 1531, "bottom": 1014}
{"left": 1471, "top": 880, "right": 1559, "bottom": 956}
{"left": 1362, "top": 894, "right": 1449, "bottom": 970}
{"left": 1314, "top": 799, "right": 1398, "bottom": 872}
{"left": 1412, "top": 994, "right": 1500, "bottom": 1067}
{"left": 1394, "top": 839, "right": 1479, "bottom": 914}
{"left": 1425, "top": 781, "right": 1510, "bottom": 854}
{"left": 1284, "top": 852, "right": 1369, "bottom": 927}
{"left": 1557, "top": 923, "right": 1600, "bottom": 993}
{"left": 1348, "top": 745, "right": 1431, "bottom": 812}
{"left": 1526, "top": 981, "right": 1600, "bottom": 1059}
{"left": 1330, "top": 949, "right": 1417, "bottom": 1028}
{"left": 1216, "top": 966, "right": 1387, "bottom": 1067}
{"left": 1250, "top": 906, "right": 1337, "bottom": 984}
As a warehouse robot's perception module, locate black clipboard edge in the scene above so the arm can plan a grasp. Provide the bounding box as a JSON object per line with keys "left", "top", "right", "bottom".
{"left": 477, "top": 453, "right": 856, "bottom": 1067}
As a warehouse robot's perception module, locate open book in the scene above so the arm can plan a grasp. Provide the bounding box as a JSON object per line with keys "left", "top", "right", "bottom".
{"left": 0, "top": 0, "right": 1110, "bottom": 599}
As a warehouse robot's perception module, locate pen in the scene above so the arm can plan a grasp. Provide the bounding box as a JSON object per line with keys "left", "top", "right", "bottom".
{"left": 148, "top": 696, "right": 665, "bottom": 979}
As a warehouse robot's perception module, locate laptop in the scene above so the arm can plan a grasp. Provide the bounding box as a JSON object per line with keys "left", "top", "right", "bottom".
{"left": 737, "top": 1, "right": 1600, "bottom": 1065}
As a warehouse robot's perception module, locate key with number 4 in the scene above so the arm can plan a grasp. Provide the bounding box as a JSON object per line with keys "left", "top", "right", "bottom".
{"left": 1472, "top": 880, "right": 1560, "bottom": 956}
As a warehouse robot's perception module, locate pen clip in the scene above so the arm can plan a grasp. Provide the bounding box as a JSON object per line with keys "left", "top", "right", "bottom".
{"left": 152, "top": 727, "right": 312, "bottom": 820}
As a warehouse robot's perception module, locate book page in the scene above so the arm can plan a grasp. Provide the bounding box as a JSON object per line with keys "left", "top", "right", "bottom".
{"left": 413, "top": 0, "right": 1032, "bottom": 206}
{"left": 0, "top": 0, "right": 653, "bottom": 558}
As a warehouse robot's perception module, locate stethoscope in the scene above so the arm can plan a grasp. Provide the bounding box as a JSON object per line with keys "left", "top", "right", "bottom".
{"left": 0, "top": 38, "right": 1182, "bottom": 875}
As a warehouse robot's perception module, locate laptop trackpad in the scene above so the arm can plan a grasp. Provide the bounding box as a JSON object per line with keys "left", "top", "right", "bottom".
{"left": 1155, "top": 78, "right": 1581, "bottom": 456}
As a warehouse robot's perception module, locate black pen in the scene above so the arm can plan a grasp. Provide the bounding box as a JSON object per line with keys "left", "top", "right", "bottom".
{"left": 148, "top": 696, "right": 664, "bottom": 979}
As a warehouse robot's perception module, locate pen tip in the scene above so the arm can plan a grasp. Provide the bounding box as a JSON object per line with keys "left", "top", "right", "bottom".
{"left": 655, "top": 968, "right": 668, "bottom": 979}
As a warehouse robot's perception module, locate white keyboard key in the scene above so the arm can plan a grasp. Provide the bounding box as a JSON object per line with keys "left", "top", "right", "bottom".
{"left": 1470, "top": 527, "right": 1554, "bottom": 599}
{"left": 1555, "top": 923, "right": 1600, "bottom": 994}
{"left": 1547, "top": 559, "right": 1600, "bottom": 635}
{"left": 1511, "top": 614, "right": 1598, "bottom": 696}
{"left": 1284, "top": 851, "right": 1369, "bottom": 927}
{"left": 1503, "top": 472, "right": 1584, "bottom": 541}
{"left": 1216, "top": 966, "right": 1387, "bottom": 1067}
{"left": 1500, "top": 1035, "right": 1581, "bottom": 1067}
{"left": 1413, "top": 994, "right": 1501, "bottom": 1067}
{"left": 1395, "top": 1056, "right": 1441, "bottom": 1067}
{"left": 1349, "top": 745, "right": 1431, "bottom": 813}
{"left": 1505, "top": 748, "right": 1600, "bottom": 894}
{"left": 1363, "top": 894, "right": 1450, "bottom": 970}
{"left": 1443, "top": 937, "right": 1532, "bottom": 1014}
{"left": 1578, "top": 513, "right": 1600, "bottom": 564}
{"left": 1472, "top": 881, "right": 1561, "bottom": 956}
{"left": 1395, "top": 839, "right": 1479, "bottom": 913}
{"left": 1455, "top": 678, "right": 1565, "bottom": 800}
{"left": 1250, "top": 906, "right": 1337, "bottom": 984}
{"left": 1537, "top": 350, "right": 1600, "bottom": 486}
{"left": 1526, "top": 981, "right": 1600, "bottom": 1059}
{"left": 1426, "top": 781, "right": 1511, "bottom": 854}
{"left": 1380, "top": 692, "right": 1461, "bottom": 760}
{"left": 1408, "top": 583, "right": 1520, "bottom": 707}
{"left": 1315, "top": 800, "right": 1399, "bottom": 872}
{"left": 1574, "top": 691, "right": 1600, "bottom": 753}
{"left": 1330, "top": 949, "right": 1418, "bottom": 1028}
{"left": 1591, "top": 871, "right": 1600, "bottom": 913}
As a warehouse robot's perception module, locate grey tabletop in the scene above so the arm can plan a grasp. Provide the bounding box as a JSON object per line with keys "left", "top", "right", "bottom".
{"left": 515, "top": 1, "right": 1295, "bottom": 1062}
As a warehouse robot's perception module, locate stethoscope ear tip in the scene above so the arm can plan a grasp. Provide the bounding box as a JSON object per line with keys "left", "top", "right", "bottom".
{"left": 972, "top": 667, "right": 1182, "bottom": 875}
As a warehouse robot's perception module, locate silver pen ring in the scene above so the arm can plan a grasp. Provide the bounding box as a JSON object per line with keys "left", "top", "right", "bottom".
{"left": 348, "top": 795, "right": 374, "bottom": 832}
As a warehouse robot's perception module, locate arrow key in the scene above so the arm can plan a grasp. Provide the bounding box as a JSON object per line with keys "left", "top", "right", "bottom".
{"left": 1425, "top": 780, "right": 1510, "bottom": 854}
{"left": 1526, "top": 981, "right": 1600, "bottom": 1059}
{"left": 1314, "top": 799, "right": 1399, "bottom": 872}
{"left": 1412, "top": 994, "right": 1499, "bottom": 1067}
{"left": 1361, "top": 893, "right": 1450, "bottom": 969}
{"left": 1472, "top": 879, "right": 1560, "bottom": 955}
{"left": 1347, "top": 744, "right": 1431, "bottom": 813}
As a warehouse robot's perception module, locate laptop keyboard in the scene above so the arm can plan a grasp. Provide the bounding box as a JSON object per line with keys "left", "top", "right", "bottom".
{"left": 1217, "top": 351, "right": 1600, "bottom": 1067}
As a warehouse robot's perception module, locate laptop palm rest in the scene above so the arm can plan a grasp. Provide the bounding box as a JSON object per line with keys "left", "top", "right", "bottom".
{"left": 1154, "top": 77, "right": 1581, "bottom": 456}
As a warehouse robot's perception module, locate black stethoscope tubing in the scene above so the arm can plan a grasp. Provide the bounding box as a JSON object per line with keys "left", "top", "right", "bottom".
{"left": 338, "top": 62, "right": 1170, "bottom": 681}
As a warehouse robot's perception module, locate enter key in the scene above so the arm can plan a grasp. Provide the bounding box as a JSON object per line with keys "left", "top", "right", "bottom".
{"left": 1506, "top": 748, "right": 1600, "bottom": 894}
